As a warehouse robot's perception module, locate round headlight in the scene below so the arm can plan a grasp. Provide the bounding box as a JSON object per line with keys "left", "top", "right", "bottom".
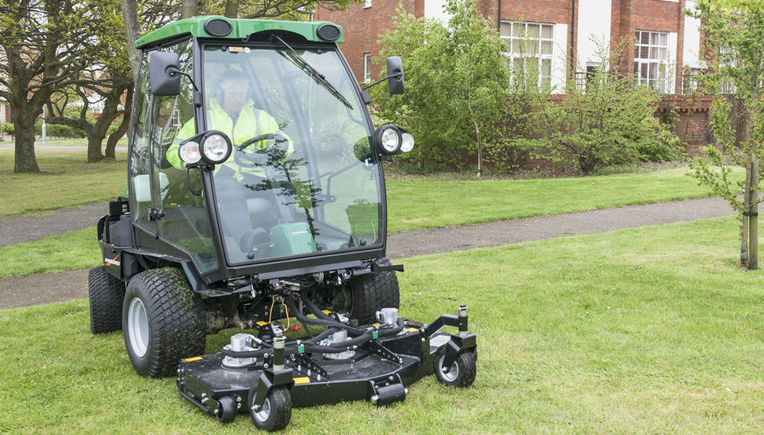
{"left": 201, "top": 132, "right": 232, "bottom": 164}
{"left": 179, "top": 141, "right": 201, "bottom": 164}
{"left": 380, "top": 127, "right": 401, "bottom": 154}
{"left": 400, "top": 132, "right": 415, "bottom": 153}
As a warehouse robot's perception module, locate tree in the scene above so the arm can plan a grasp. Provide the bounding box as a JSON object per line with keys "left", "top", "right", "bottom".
{"left": 45, "top": 0, "right": 134, "bottom": 162}
{"left": 0, "top": 0, "right": 91, "bottom": 173}
{"left": 373, "top": 0, "right": 509, "bottom": 173}
{"left": 535, "top": 38, "right": 681, "bottom": 175}
{"left": 688, "top": 1, "right": 764, "bottom": 270}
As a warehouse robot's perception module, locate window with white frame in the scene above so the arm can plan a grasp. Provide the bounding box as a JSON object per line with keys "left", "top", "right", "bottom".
{"left": 363, "top": 53, "right": 371, "bottom": 83}
{"left": 634, "top": 30, "right": 669, "bottom": 92}
{"left": 364, "top": 0, "right": 371, "bottom": 8}
{"left": 500, "top": 21, "right": 554, "bottom": 89}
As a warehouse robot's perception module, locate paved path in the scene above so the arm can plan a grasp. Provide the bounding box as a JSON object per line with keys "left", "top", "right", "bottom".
{"left": 0, "top": 197, "right": 736, "bottom": 310}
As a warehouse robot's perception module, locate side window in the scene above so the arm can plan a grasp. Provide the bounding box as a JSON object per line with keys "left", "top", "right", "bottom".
{"left": 155, "top": 39, "right": 218, "bottom": 273}
{"left": 129, "top": 52, "right": 153, "bottom": 228}
{"left": 154, "top": 39, "right": 195, "bottom": 208}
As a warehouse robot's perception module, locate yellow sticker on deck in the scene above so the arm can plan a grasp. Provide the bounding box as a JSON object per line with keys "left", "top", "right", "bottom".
{"left": 185, "top": 357, "right": 203, "bottom": 362}
{"left": 293, "top": 377, "right": 311, "bottom": 385}
{"left": 256, "top": 321, "right": 268, "bottom": 327}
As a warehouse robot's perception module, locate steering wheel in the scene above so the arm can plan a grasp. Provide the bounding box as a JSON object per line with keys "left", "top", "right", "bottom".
{"left": 233, "top": 132, "right": 290, "bottom": 166}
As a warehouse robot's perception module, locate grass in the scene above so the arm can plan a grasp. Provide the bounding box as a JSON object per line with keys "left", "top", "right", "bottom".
{"left": 2, "top": 216, "right": 764, "bottom": 433}
{"left": 1, "top": 145, "right": 721, "bottom": 225}
{"left": 0, "top": 150, "right": 728, "bottom": 277}
{"left": 0, "top": 228, "right": 99, "bottom": 278}
{"left": 0, "top": 137, "right": 128, "bottom": 147}
{"left": 0, "top": 147, "right": 127, "bottom": 217}
{"left": 386, "top": 167, "right": 727, "bottom": 232}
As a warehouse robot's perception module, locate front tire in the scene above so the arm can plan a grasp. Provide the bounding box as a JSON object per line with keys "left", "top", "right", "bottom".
{"left": 216, "top": 396, "right": 238, "bottom": 423}
{"left": 122, "top": 267, "right": 206, "bottom": 378}
{"left": 249, "top": 386, "right": 292, "bottom": 432}
{"left": 349, "top": 258, "right": 400, "bottom": 324}
{"left": 433, "top": 349, "right": 477, "bottom": 388}
{"left": 88, "top": 266, "right": 125, "bottom": 334}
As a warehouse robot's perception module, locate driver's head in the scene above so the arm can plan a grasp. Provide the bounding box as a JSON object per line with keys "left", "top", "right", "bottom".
{"left": 218, "top": 69, "right": 250, "bottom": 114}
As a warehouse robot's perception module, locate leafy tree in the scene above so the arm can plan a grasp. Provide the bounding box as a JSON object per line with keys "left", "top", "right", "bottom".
{"left": 687, "top": 0, "right": 764, "bottom": 269}
{"left": 0, "top": 0, "right": 92, "bottom": 172}
{"left": 535, "top": 38, "right": 681, "bottom": 175}
{"left": 373, "top": 0, "right": 509, "bottom": 174}
{"left": 45, "top": 0, "right": 134, "bottom": 162}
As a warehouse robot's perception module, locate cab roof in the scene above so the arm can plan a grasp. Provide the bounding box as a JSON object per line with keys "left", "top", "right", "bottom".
{"left": 135, "top": 16, "right": 344, "bottom": 49}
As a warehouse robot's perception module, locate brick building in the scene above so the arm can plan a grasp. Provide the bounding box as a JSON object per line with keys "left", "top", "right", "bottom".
{"left": 315, "top": 0, "right": 704, "bottom": 95}
{"left": 316, "top": 0, "right": 713, "bottom": 153}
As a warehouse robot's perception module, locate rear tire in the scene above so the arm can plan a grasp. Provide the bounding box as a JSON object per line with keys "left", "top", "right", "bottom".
{"left": 349, "top": 257, "right": 400, "bottom": 324}
{"left": 122, "top": 267, "right": 206, "bottom": 378}
{"left": 88, "top": 266, "right": 125, "bottom": 334}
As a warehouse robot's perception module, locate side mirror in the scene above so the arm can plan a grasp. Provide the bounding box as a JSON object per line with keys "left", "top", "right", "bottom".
{"left": 386, "top": 56, "right": 405, "bottom": 95}
{"left": 149, "top": 51, "right": 181, "bottom": 96}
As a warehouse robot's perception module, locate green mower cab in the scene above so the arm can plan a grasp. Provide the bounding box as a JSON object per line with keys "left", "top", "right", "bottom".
{"left": 89, "top": 16, "right": 475, "bottom": 431}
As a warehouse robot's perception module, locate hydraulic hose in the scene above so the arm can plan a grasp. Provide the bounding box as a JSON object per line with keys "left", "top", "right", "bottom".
{"left": 284, "top": 298, "right": 364, "bottom": 335}
{"left": 221, "top": 295, "right": 404, "bottom": 358}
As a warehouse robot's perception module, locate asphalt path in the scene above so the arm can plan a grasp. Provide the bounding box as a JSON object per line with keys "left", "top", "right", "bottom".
{"left": 0, "top": 197, "right": 736, "bottom": 310}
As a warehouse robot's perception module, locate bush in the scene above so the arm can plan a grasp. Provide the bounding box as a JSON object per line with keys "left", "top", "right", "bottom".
{"left": 35, "top": 121, "right": 87, "bottom": 138}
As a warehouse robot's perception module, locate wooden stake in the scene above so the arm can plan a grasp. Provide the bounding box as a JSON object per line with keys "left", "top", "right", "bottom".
{"left": 742, "top": 159, "right": 751, "bottom": 268}
{"left": 750, "top": 156, "right": 758, "bottom": 270}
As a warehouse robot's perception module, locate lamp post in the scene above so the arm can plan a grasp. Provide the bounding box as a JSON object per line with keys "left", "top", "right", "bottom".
{"left": 296, "top": 6, "right": 314, "bottom": 22}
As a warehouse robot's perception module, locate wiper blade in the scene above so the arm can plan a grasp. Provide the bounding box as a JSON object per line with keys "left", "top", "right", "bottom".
{"left": 273, "top": 35, "right": 353, "bottom": 109}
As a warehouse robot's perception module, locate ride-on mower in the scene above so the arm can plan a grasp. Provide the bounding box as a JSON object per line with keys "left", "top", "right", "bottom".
{"left": 89, "top": 16, "right": 477, "bottom": 431}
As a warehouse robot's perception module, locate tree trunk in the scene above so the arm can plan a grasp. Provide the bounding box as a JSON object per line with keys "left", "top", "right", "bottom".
{"left": 224, "top": 0, "right": 239, "bottom": 18}
{"left": 467, "top": 100, "right": 482, "bottom": 177}
{"left": 749, "top": 155, "right": 759, "bottom": 270}
{"left": 742, "top": 158, "right": 752, "bottom": 268}
{"left": 475, "top": 121, "right": 482, "bottom": 177}
{"left": 87, "top": 87, "right": 126, "bottom": 163}
{"left": 119, "top": 0, "right": 141, "bottom": 82}
{"left": 13, "top": 105, "right": 40, "bottom": 173}
{"left": 106, "top": 113, "right": 130, "bottom": 159}
{"left": 181, "top": 0, "right": 198, "bottom": 19}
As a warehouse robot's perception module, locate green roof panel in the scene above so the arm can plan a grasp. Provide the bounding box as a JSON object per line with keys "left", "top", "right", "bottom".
{"left": 135, "top": 16, "right": 343, "bottom": 48}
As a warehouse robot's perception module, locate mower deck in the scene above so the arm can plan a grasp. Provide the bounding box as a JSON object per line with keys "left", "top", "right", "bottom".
{"left": 176, "top": 308, "right": 477, "bottom": 431}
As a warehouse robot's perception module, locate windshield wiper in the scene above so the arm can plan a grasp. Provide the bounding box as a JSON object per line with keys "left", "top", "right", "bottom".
{"left": 272, "top": 35, "right": 353, "bottom": 109}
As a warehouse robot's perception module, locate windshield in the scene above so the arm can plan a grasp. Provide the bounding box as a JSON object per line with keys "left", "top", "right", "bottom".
{"left": 200, "top": 43, "right": 383, "bottom": 265}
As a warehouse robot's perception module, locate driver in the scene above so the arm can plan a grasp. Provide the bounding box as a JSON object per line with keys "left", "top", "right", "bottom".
{"left": 167, "top": 68, "right": 293, "bottom": 177}
{"left": 166, "top": 68, "right": 295, "bottom": 261}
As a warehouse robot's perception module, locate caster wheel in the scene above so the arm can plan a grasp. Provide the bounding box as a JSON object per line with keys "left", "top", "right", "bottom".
{"left": 249, "top": 386, "right": 292, "bottom": 432}
{"left": 215, "top": 396, "right": 237, "bottom": 423}
{"left": 434, "top": 349, "right": 477, "bottom": 388}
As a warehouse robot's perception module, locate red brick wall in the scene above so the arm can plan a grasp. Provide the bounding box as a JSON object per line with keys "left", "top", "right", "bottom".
{"left": 498, "top": 0, "right": 571, "bottom": 24}
{"left": 316, "top": 0, "right": 418, "bottom": 83}
{"left": 319, "top": 0, "right": 699, "bottom": 95}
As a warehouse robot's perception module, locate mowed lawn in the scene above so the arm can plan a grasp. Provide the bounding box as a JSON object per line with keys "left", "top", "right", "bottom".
{"left": 2, "top": 216, "right": 764, "bottom": 434}
{"left": 0, "top": 147, "right": 128, "bottom": 217}
{"left": 2, "top": 146, "right": 715, "bottom": 227}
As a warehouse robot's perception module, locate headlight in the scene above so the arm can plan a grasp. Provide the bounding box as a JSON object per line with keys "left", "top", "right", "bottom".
{"left": 400, "top": 132, "right": 415, "bottom": 153}
{"left": 373, "top": 124, "right": 403, "bottom": 155}
{"left": 179, "top": 141, "right": 201, "bottom": 164}
{"left": 380, "top": 128, "right": 401, "bottom": 154}
{"left": 201, "top": 132, "right": 232, "bottom": 164}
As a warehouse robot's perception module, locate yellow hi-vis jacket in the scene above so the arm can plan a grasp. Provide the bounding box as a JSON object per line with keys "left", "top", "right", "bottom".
{"left": 166, "top": 99, "right": 293, "bottom": 177}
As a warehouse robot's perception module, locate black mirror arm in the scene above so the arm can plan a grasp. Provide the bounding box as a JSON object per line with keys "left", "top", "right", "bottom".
{"left": 167, "top": 67, "right": 199, "bottom": 92}
{"left": 362, "top": 72, "right": 403, "bottom": 92}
